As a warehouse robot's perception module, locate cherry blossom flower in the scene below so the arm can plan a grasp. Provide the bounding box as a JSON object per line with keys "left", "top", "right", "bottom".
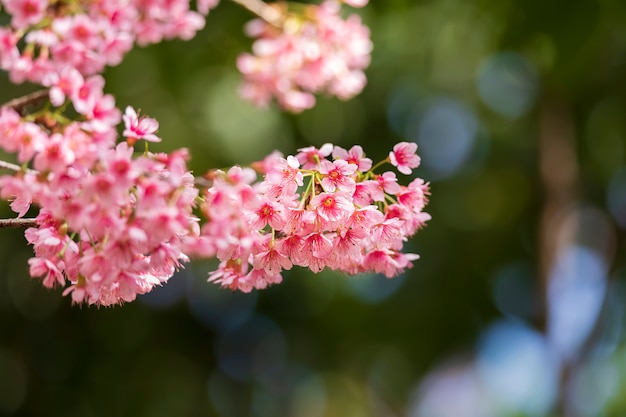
{"left": 3, "top": 0, "right": 49, "bottom": 30}
{"left": 296, "top": 143, "right": 333, "bottom": 169}
{"left": 389, "top": 141, "right": 421, "bottom": 175}
{"left": 332, "top": 144, "right": 372, "bottom": 172}
{"left": 319, "top": 159, "right": 357, "bottom": 193}
{"left": 122, "top": 106, "right": 161, "bottom": 144}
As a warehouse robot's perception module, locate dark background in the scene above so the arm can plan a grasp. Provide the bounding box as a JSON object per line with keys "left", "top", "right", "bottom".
{"left": 2, "top": 0, "right": 626, "bottom": 416}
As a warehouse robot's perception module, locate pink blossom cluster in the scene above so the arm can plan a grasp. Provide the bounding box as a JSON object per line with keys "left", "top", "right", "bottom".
{"left": 237, "top": 0, "right": 373, "bottom": 112}
{"left": 0, "top": 89, "right": 429, "bottom": 303}
{"left": 0, "top": 103, "right": 199, "bottom": 305}
{"left": 0, "top": 0, "right": 218, "bottom": 88}
{"left": 191, "top": 142, "right": 430, "bottom": 292}
{"left": 0, "top": 0, "right": 430, "bottom": 306}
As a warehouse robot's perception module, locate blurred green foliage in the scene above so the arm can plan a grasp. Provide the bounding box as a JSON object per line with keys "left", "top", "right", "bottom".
{"left": 2, "top": 0, "right": 626, "bottom": 416}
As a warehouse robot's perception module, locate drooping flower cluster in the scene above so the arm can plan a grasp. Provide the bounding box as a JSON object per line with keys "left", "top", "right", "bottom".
{"left": 0, "top": 103, "right": 199, "bottom": 305}
{"left": 237, "top": 0, "right": 372, "bottom": 112}
{"left": 191, "top": 142, "right": 430, "bottom": 292}
{"left": 0, "top": 0, "right": 218, "bottom": 87}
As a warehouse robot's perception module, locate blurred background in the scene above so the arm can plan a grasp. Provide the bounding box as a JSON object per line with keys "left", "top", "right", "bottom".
{"left": 2, "top": 0, "right": 626, "bottom": 416}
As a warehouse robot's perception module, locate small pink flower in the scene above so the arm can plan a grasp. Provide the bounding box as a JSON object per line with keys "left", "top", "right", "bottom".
{"left": 208, "top": 259, "right": 254, "bottom": 292}
{"left": 122, "top": 106, "right": 161, "bottom": 144}
{"left": 28, "top": 257, "right": 65, "bottom": 288}
{"left": 348, "top": 205, "right": 384, "bottom": 232}
{"left": 45, "top": 66, "right": 84, "bottom": 107}
{"left": 296, "top": 143, "right": 333, "bottom": 169}
{"left": 333, "top": 145, "right": 372, "bottom": 172}
{"left": 370, "top": 171, "right": 400, "bottom": 201}
{"left": 0, "top": 28, "right": 19, "bottom": 69}
{"left": 319, "top": 159, "right": 357, "bottom": 193}
{"left": 362, "top": 249, "right": 400, "bottom": 278}
{"left": 397, "top": 178, "right": 430, "bottom": 212}
{"left": 310, "top": 192, "right": 354, "bottom": 223}
{"left": 70, "top": 75, "right": 105, "bottom": 115}
{"left": 253, "top": 245, "right": 292, "bottom": 276}
{"left": 4, "top": 0, "right": 48, "bottom": 29}
{"left": 250, "top": 201, "right": 285, "bottom": 230}
{"left": 389, "top": 142, "right": 420, "bottom": 175}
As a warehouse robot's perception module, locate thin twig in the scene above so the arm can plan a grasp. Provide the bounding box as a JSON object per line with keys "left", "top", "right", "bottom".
{"left": 0, "top": 218, "right": 37, "bottom": 228}
{"left": 1, "top": 89, "right": 49, "bottom": 112}
{"left": 0, "top": 160, "right": 38, "bottom": 175}
{"left": 229, "top": 0, "right": 284, "bottom": 27}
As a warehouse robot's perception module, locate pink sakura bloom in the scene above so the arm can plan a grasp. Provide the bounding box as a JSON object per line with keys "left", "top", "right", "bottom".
{"left": 52, "top": 15, "right": 102, "bottom": 50}
{"left": 71, "top": 75, "right": 105, "bottom": 115}
{"left": 4, "top": 0, "right": 48, "bottom": 30}
{"left": 389, "top": 142, "right": 421, "bottom": 175}
{"left": 333, "top": 145, "right": 372, "bottom": 172}
{"left": 330, "top": 227, "right": 364, "bottom": 263}
{"left": 372, "top": 217, "right": 405, "bottom": 246}
{"left": 319, "top": 159, "right": 357, "bottom": 193}
{"left": 253, "top": 239, "right": 292, "bottom": 276}
{"left": 385, "top": 203, "right": 431, "bottom": 236}
{"left": 300, "top": 232, "right": 333, "bottom": 267}
{"left": 251, "top": 150, "right": 283, "bottom": 174}
{"left": 209, "top": 259, "right": 254, "bottom": 292}
{"left": 83, "top": 93, "right": 122, "bottom": 132}
{"left": 60, "top": 123, "right": 108, "bottom": 168}
{"left": 0, "top": 28, "right": 19, "bottom": 69}
{"left": 8, "top": 54, "right": 33, "bottom": 84}
{"left": 0, "top": 174, "right": 36, "bottom": 217}
{"left": 296, "top": 143, "right": 333, "bottom": 169}
{"left": 165, "top": 12, "right": 206, "bottom": 41}
{"left": 263, "top": 155, "right": 303, "bottom": 197}
{"left": 368, "top": 171, "right": 401, "bottom": 202}
{"left": 101, "top": 30, "right": 134, "bottom": 67}
{"left": 122, "top": 106, "right": 161, "bottom": 144}
{"left": 282, "top": 206, "right": 312, "bottom": 235}
{"left": 347, "top": 205, "right": 384, "bottom": 232}
{"left": 310, "top": 192, "right": 354, "bottom": 223}
{"left": 363, "top": 249, "right": 419, "bottom": 278}
{"left": 225, "top": 165, "right": 257, "bottom": 185}
{"left": 91, "top": 0, "right": 137, "bottom": 29}
{"left": 33, "top": 132, "right": 76, "bottom": 172}
{"left": 276, "top": 234, "right": 305, "bottom": 264}
{"left": 0, "top": 107, "right": 25, "bottom": 150}
{"left": 50, "top": 38, "right": 105, "bottom": 76}
{"left": 14, "top": 121, "right": 47, "bottom": 163}
{"left": 247, "top": 268, "right": 283, "bottom": 290}
{"left": 28, "top": 257, "right": 65, "bottom": 288}
{"left": 362, "top": 249, "right": 401, "bottom": 278}
{"left": 44, "top": 66, "right": 84, "bottom": 107}
{"left": 352, "top": 181, "right": 374, "bottom": 207}
{"left": 250, "top": 200, "right": 285, "bottom": 230}
{"left": 397, "top": 178, "right": 430, "bottom": 212}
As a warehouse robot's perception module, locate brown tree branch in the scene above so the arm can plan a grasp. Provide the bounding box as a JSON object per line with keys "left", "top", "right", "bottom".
{"left": 1, "top": 89, "right": 49, "bottom": 113}
{"left": 0, "top": 218, "right": 37, "bottom": 228}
